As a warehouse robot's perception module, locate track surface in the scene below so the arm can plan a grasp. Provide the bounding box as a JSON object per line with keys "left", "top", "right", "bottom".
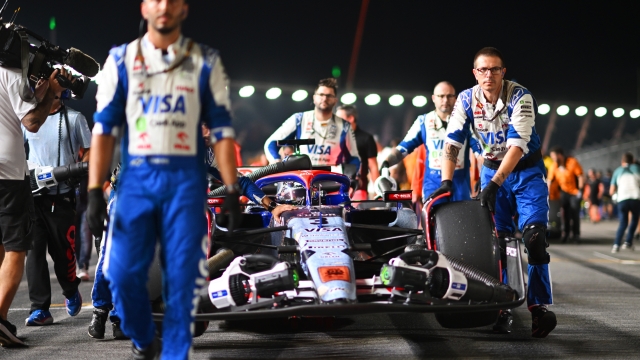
{"left": 3, "top": 219, "right": 640, "bottom": 359}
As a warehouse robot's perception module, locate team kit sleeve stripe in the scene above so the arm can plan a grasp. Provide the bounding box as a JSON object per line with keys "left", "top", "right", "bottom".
{"left": 506, "top": 93, "right": 535, "bottom": 153}
{"left": 210, "top": 127, "right": 236, "bottom": 144}
{"left": 200, "top": 49, "right": 234, "bottom": 145}
{"left": 343, "top": 122, "right": 361, "bottom": 167}
{"left": 93, "top": 45, "right": 128, "bottom": 137}
{"left": 445, "top": 90, "right": 472, "bottom": 149}
{"left": 238, "top": 176, "right": 267, "bottom": 202}
{"left": 468, "top": 133, "right": 482, "bottom": 155}
{"left": 264, "top": 114, "right": 299, "bottom": 163}
{"left": 397, "top": 116, "right": 424, "bottom": 156}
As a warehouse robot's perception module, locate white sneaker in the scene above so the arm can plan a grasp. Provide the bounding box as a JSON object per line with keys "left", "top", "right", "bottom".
{"left": 622, "top": 243, "right": 635, "bottom": 251}
{"left": 611, "top": 245, "right": 620, "bottom": 253}
{"left": 77, "top": 270, "right": 90, "bottom": 281}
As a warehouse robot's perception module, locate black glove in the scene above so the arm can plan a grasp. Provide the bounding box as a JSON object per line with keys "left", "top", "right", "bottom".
{"left": 221, "top": 184, "right": 241, "bottom": 232}
{"left": 86, "top": 188, "right": 107, "bottom": 238}
{"left": 424, "top": 180, "right": 452, "bottom": 204}
{"left": 479, "top": 180, "right": 500, "bottom": 213}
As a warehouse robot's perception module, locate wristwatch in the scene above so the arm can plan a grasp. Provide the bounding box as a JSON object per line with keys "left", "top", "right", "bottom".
{"left": 267, "top": 200, "right": 278, "bottom": 211}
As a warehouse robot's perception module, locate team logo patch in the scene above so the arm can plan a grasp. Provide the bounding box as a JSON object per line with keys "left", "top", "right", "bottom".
{"left": 511, "top": 88, "right": 524, "bottom": 107}
{"left": 459, "top": 91, "right": 471, "bottom": 110}
{"left": 136, "top": 117, "right": 147, "bottom": 131}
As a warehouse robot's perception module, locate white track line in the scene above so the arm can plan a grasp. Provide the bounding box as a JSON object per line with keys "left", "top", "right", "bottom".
{"left": 593, "top": 251, "right": 640, "bottom": 265}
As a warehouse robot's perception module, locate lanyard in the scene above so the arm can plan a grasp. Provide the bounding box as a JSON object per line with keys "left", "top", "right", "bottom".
{"left": 474, "top": 83, "right": 509, "bottom": 122}
{"left": 135, "top": 37, "right": 194, "bottom": 78}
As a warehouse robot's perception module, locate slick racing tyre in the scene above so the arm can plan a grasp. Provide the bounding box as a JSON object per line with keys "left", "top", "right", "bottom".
{"left": 431, "top": 200, "right": 501, "bottom": 329}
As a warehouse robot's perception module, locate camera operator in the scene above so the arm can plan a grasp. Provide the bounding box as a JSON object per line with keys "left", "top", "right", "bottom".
{"left": 22, "top": 85, "right": 91, "bottom": 326}
{"left": 0, "top": 66, "right": 68, "bottom": 346}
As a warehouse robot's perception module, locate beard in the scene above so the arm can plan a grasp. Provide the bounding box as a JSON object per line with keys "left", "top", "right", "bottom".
{"left": 315, "top": 102, "right": 333, "bottom": 112}
{"left": 151, "top": 14, "right": 181, "bottom": 34}
{"left": 154, "top": 23, "right": 180, "bottom": 34}
{"left": 438, "top": 105, "right": 453, "bottom": 115}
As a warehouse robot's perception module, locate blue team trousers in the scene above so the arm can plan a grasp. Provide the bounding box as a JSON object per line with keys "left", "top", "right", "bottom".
{"left": 481, "top": 161, "right": 553, "bottom": 307}
{"left": 104, "top": 168, "right": 207, "bottom": 359}
{"left": 92, "top": 192, "right": 119, "bottom": 322}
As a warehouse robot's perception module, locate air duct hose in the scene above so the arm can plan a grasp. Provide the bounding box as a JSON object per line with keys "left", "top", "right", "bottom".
{"left": 208, "top": 156, "right": 312, "bottom": 197}
{"left": 207, "top": 248, "right": 235, "bottom": 278}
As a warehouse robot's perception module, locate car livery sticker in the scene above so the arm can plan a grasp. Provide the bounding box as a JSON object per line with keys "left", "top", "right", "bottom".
{"left": 288, "top": 213, "right": 356, "bottom": 302}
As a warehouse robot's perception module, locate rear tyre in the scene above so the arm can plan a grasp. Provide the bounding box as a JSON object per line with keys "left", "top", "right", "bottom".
{"left": 430, "top": 201, "right": 501, "bottom": 329}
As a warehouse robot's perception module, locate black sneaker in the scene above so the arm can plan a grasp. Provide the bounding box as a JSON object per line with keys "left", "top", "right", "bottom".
{"left": 492, "top": 310, "right": 513, "bottom": 334}
{"left": 112, "top": 321, "right": 129, "bottom": 340}
{"left": 0, "top": 316, "right": 25, "bottom": 347}
{"left": 531, "top": 305, "right": 557, "bottom": 338}
{"left": 132, "top": 336, "right": 161, "bottom": 360}
{"left": 88, "top": 308, "right": 109, "bottom": 339}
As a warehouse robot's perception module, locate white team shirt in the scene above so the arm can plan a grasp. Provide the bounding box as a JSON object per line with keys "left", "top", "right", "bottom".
{"left": 0, "top": 67, "right": 38, "bottom": 179}
{"left": 264, "top": 110, "right": 360, "bottom": 167}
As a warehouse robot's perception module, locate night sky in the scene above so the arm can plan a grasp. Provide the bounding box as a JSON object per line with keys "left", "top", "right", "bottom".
{"left": 10, "top": 0, "right": 640, "bottom": 155}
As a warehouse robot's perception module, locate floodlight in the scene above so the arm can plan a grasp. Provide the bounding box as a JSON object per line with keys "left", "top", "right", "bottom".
{"left": 291, "top": 90, "right": 308, "bottom": 102}
{"left": 239, "top": 85, "right": 255, "bottom": 98}
{"left": 412, "top": 95, "right": 427, "bottom": 107}
{"left": 538, "top": 104, "right": 550, "bottom": 115}
{"left": 340, "top": 92, "right": 357, "bottom": 105}
{"left": 364, "top": 94, "right": 381, "bottom": 105}
{"left": 612, "top": 108, "right": 625, "bottom": 118}
{"left": 556, "top": 105, "right": 570, "bottom": 116}
{"left": 594, "top": 107, "right": 607, "bottom": 117}
{"left": 389, "top": 94, "right": 404, "bottom": 106}
{"left": 265, "top": 87, "right": 282, "bottom": 100}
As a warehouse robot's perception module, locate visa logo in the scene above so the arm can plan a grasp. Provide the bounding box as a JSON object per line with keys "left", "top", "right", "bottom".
{"left": 307, "top": 145, "right": 332, "bottom": 155}
{"left": 211, "top": 290, "right": 228, "bottom": 299}
{"left": 431, "top": 140, "right": 444, "bottom": 150}
{"left": 140, "top": 94, "right": 186, "bottom": 114}
{"left": 479, "top": 129, "right": 507, "bottom": 145}
{"left": 451, "top": 282, "right": 466, "bottom": 290}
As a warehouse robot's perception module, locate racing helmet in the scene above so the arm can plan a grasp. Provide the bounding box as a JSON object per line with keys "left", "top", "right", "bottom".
{"left": 276, "top": 182, "right": 307, "bottom": 205}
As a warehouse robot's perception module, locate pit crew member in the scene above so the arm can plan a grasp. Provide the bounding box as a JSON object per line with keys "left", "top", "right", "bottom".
{"left": 264, "top": 78, "right": 360, "bottom": 169}
{"left": 86, "top": 0, "right": 241, "bottom": 358}
{"left": 382, "top": 81, "right": 480, "bottom": 203}
{"left": 336, "top": 104, "right": 378, "bottom": 199}
{"left": 429, "top": 47, "right": 556, "bottom": 338}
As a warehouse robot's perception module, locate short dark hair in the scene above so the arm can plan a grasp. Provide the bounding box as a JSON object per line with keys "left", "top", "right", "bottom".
{"left": 549, "top": 146, "right": 564, "bottom": 156}
{"left": 623, "top": 152, "right": 634, "bottom": 164}
{"left": 315, "top": 78, "right": 338, "bottom": 97}
{"left": 336, "top": 104, "right": 357, "bottom": 121}
{"left": 474, "top": 47, "right": 505, "bottom": 68}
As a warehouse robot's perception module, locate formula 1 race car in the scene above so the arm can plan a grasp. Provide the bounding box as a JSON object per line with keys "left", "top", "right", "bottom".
{"left": 149, "top": 142, "right": 525, "bottom": 336}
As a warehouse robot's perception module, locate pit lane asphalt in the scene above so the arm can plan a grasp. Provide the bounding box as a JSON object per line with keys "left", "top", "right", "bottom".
{"left": 3, "top": 219, "right": 640, "bottom": 359}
